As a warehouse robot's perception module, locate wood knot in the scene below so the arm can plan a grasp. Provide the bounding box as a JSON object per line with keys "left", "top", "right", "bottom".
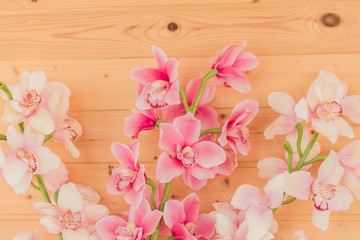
{"left": 252, "top": 0, "right": 259, "bottom": 3}
{"left": 154, "top": 155, "right": 158, "bottom": 160}
{"left": 320, "top": 13, "right": 341, "bottom": 27}
{"left": 224, "top": 177, "right": 230, "bottom": 185}
{"left": 31, "top": 0, "right": 38, "bottom": 2}
{"left": 108, "top": 165, "right": 114, "bottom": 176}
{"left": 220, "top": 113, "right": 226, "bottom": 119}
{"left": 167, "top": 22, "right": 178, "bottom": 32}
{"left": 310, "top": 129, "right": 315, "bottom": 135}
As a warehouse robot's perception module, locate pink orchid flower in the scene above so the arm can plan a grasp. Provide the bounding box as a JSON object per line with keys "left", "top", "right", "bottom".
{"left": 163, "top": 193, "right": 216, "bottom": 240}
{"left": 258, "top": 129, "right": 320, "bottom": 179}
{"left": 1, "top": 71, "right": 71, "bottom": 134}
{"left": 131, "top": 46, "right": 180, "bottom": 110}
{"left": 218, "top": 99, "right": 259, "bottom": 157}
{"left": 162, "top": 76, "right": 219, "bottom": 130}
{"left": 264, "top": 92, "right": 301, "bottom": 139}
{"left": 34, "top": 182, "right": 109, "bottom": 234}
{"left": 210, "top": 42, "right": 258, "bottom": 93}
{"left": 156, "top": 113, "right": 226, "bottom": 190}
{"left": 43, "top": 162, "right": 69, "bottom": 192}
{"left": 124, "top": 109, "right": 159, "bottom": 138}
{"left": 13, "top": 231, "right": 37, "bottom": 240}
{"left": 62, "top": 228, "right": 100, "bottom": 240}
{"left": 311, "top": 150, "right": 353, "bottom": 231}
{"left": 338, "top": 140, "right": 360, "bottom": 199}
{"left": 291, "top": 230, "right": 307, "bottom": 240}
{"left": 217, "top": 148, "right": 236, "bottom": 176}
{"left": 48, "top": 94, "right": 82, "bottom": 158}
{"left": 106, "top": 139, "right": 146, "bottom": 208}
{"left": 295, "top": 70, "right": 360, "bottom": 143}
{"left": 2, "top": 126, "right": 60, "bottom": 194}
{"left": 95, "top": 200, "right": 162, "bottom": 240}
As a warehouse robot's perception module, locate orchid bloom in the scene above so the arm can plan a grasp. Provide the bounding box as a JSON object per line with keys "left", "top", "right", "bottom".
{"left": 124, "top": 109, "right": 159, "bottom": 138}
{"left": 210, "top": 42, "right": 258, "bottom": 93}
{"left": 13, "top": 231, "right": 37, "bottom": 240}
{"left": 217, "top": 148, "right": 236, "bottom": 176}
{"left": 156, "top": 113, "right": 226, "bottom": 190}
{"left": 34, "top": 183, "right": 109, "bottom": 235}
{"left": 338, "top": 140, "right": 360, "bottom": 199}
{"left": 163, "top": 193, "right": 215, "bottom": 240}
{"left": 311, "top": 150, "right": 353, "bottom": 231}
{"left": 1, "top": 71, "right": 70, "bottom": 135}
{"left": 48, "top": 94, "right": 82, "bottom": 158}
{"left": 258, "top": 129, "right": 320, "bottom": 179}
{"left": 2, "top": 126, "right": 60, "bottom": 194}
{"left": 131, "top": 46, "right": 180, "bottom": 110}
{"left": 95, "top": 200, "right": 162, "bottom": 240}
{"left": 106, "top": 139, "right": 146, "bottom": 208}
{"left": 264, "top": 92, "right": 301, "bottom": 139}
{"left": 295, "top": 70, "right": 360, "bottom": 143}
{"left": 162, "top": 76, "right": 219, "bottom": 130}
{"left": 218, "top": 99, "right": 259, "bottom": 156}
{"left": 43, "top": 162, "right": 69, "bottom": 192}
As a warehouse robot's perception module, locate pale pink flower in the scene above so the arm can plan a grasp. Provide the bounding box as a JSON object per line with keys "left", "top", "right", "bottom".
{"left": 295, "top": 70, "right": 360, "bottom": 143}
{"left": 34, "top": 183, "right": 109, "bottom": 234}
{"left": 156, "top": 113, "right": 226, "bottom": 190}
{"left": 163, "top": 193, "right": 215, "bottom": 240}
{"left": 1, "top": 71, "right": 70, "bottom": 134}
{"left": 131, "top": 46, "right": 180, "bottom": 110}
{"left": 95, "top": 200, "right": 162, "bottom": 240}
{"left": 62, "top": 228, "right": 100, "bottom": 240}
{"left": 162, "top": 76, "right": 219, "bottom": 130}
{"left": 43, "top": 162, "right": 69, "bottom": 192}
{"left": 13, "top": 231, "right": 37, "bottom": 240}
{"left": 258, "top": 129, "right": 320, "bottom": 179}
{"left": 210, "top": 42, "right": 258, "bottom": 93}
{"left": 338, "top": 140, "right": 360, "bottom": 199}
{"left": 217, "top": 148, "right": 236, "bottom": 176}
{"left": 218, "top": 99, "right": 259, "bottom": 156}
{"left": 311, "top": 150, "right": 353, "bottom": 231}
{"left": 2, "top": 126, "right": 60, "bottom": 194}
{"left": 264, "top": 92, "right": 301, "bottom": 139}
{"left": 48, "top": 94, "right": 82, "bottom": 158}
{"left": 290, "top": 230, "right": 307, "bottom": 240}
{"left": 106, "top": 139, "right": 146, "bottom": 208}
{"left": 124, "top": 109, "right": 159, "bottom": 138}
{"left": 76, "top": 184, "right": 101, "bottom": 205}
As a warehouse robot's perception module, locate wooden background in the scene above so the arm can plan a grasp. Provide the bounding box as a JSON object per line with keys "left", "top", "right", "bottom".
{"left": 0, "top": 0, "right": 360, "bottom": 239}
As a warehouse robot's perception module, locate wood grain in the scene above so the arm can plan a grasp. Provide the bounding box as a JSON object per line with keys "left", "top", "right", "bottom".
{"left": 1, "top": 0, "right": 360, "bottom": 239}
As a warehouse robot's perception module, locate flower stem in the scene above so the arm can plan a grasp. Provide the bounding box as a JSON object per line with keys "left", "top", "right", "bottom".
{"left": 179, "top": 87, "right": 190, "bottom": 113}
{"left": 146, "top": 178, "right": 158, "bottom": 210}
{"left": 44, "top": 134, "right": 52, "bottom": 143}
{"left": 57, "top": 233, "right": 63, "bottom": 240}
{"left": 151, "top": 180, "right": 173, "bottom": 240}
{"left": 282, "top": 197, "right": 296, "bottom": 205}
{"left": 283, "top": 141, "right": 293, "bottom": 173}
{"left": 35, "top": 174, "right": 51, "bottom": 203}
{"left": 199, "top": 127, "right": 222, "bottom": 137}
{"left": 155, "top": 120, "right": 162, "bottom": 128}
{"left": 295, "top": 123, "right": 303, "bottom": 157}
{"left": 294, "top": 132, "right": 319, "bottom": 171}
{"left": 30, "top": 181, "right": 40, "bottom": 191}
{"left": 167, "top": 236, "right": 176, "bottom": 240}
{"left": 190, "top": 69, "right": 218, "bottom": 115}
{"left": 303, "top": 155, "right": 328, "bottom": 167}
{"left": 0, "top": 134, "right": 6, "bottom": 141}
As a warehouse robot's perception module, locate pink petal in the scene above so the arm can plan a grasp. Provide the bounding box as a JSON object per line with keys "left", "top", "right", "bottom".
{"left": 188, "top": 165, "right": 216, "bottom": 179}
{"left": 141, "top": 210, "right": 163, "bottom": 236}
{"left": 129, "top": 139, "right": 140, "bottom": 166}
{"left": 268, "top": 92, "right": 295, "bottom": 116}
{"left": 234, "top": 52, "right": 258, "bottom": 71}
{"left": 312, "top": 209, "right": 330, "bottom": 231}
{"left": 152, "top": 45, "right": 167, "bottom": 70}
{"left": 333, "top": 117, "right": 354, "bottom": 139}
{"left": 42, "top": 82, "right": 71, "bottom": 101}
{"left": 341, "top": 95, "right": 360, "bottom": 123}
{"left": 264, "top": 115, "right": 297, "bottom": 139}
{"left": 82, "top": 204, "right": 109, "bottom": 224}
{"left": 195, "top": 105, "right": 219, "bottom": 130}
{"left": 263, "top": 172, "right": 288, "bottom": 208}
{"left": 20, "top": 71, "right": 47, "bottom": 93}
{"left": 317, "top": 150, "right": 343, "bottom": 185}
{"left": 163, "top": 200, "right": 186, "bottom": 228}
{"left": 222, "top": 73, "right": 251, "bottom": 93}
{"left": 212, "top": 213, "right": 237, "bottom": 238}
{"left": 135, "top": 87, "right": 151, "bottom": 110}
{"left": 228, "top": 99, "right": 259, "bottom": 126}
{"left": 159, "top": 123, "right": 184, "bottom": 152}
{"left": 76, "top": 184, "right": 101, "bottom": 204}
{"left": 133, "top": 164, "right": 146, "bottom": 191}
{"left": 12, "top": 172, "right": 32, "bottom": 194}
{"left": 23, "top": 126, "right": 44, "bottom": 148}
{"left": 328, "top": 186, "right": 353, "bottom": 211}
{"left": 129, "top": 199, "right": 151, "bottom": 226}
{"left": 58, "top": 182, "right": 83, "bottom": 213}
{"left": 217, "top": 43, "right": 246, "bottom": 68}
{"left": 195, "top": 214, "right": 216, "bottom": 238}
{"left": 257, "top": 157, "right": 287, "bottom": 179}
{"left": 7, "top": 125, "right": 24, "bottom": 152}
{"left": 34, "top": 202, "right": 61, "bottom": 217}
{"left": 339, "top": 140, "right": 360, "bottom": 168}
{"left": 124, "top": 111, "right": 157, "bottom": 138}
{"left": 28, "top": 107, "right": 55, "bottom": 135}
{"left": 13, "top": 231, "right": 36, "bottom": 240}
{"left": 106, "top": 167, "right": 124, "bottom": 195}
{"left": 111, "top": 143, "right": 136, "bottom": 169}
{"left": 124, "top": 186, "right": 145, "bottom": 209}
{"left": 156, "top": 152, "right": 184, "bottom": 183}
{"left": 162, "top": 104, "right": 186, "bottom": 124}
{"left": 33, "top": 147, "right": 60, "bottom": 175}
{"left": 62, "top": 229, "right": 90, "bottom": 240}
{"left": 172, "top": 223, "right": 197, "bottom": 240}
{"left": 217, "top": 150, "right": 235, "bottom": 176}
{"left": 183, "top": 193, "right": 200, "bottom": 223}
{"left": 231, "top": 184, "right": 265, "bottom": 210}
{"left": 193, "top": 141, "right": 226, "bottom": 168}
{"left": 291, "top": 230, "right": 308, "bottom": 240}
{"left": 131, "top": 67, "right": 166, "bottom": 85}
{"left": 234, "top": 138, "right": 251, "bottom": 156}
{"left": 95, "top": 215, "right": 127, "bottom": 240}
{"left": 43, "top": 162, "right": 69, "bottom": 192}
{"left": 184, "top": 172, "right": 208, "bottom": 190}
{"left": 285, "top": 171, "right": 313, "bottom": 200}
{"left": 164, "top": 80, "right": 180, "bottom": 106}
{"left": 342, "top": 167, "right": 360, "bottom": 199}
{"left": 47, "top": 94, "right": 69, "bottom": 126}
{"left": 245, "top": 206, "right": 273, "bottom": 240}
{"left": 3, "top": 155, "right": 28, "bottom": 186}
{"left": 173, "top": 113, "right": 201, "bottom": 146}
{"left": 312, "top": 119, "right": 338, "bottom": 144}
{"left": 165, "top": 58, "right": 179, "bottom": 83}
{"left": 39, "top": 216, "right": 63, "bottom": 233}
{"left": 294, "top": 97, "right": 309, "bottom": 121}
{"left": 2, "top": 102, "right": 26, "bottom": 126}
{"left": 186, "top": 76, "right": 216, "bottom": 106}
{"left": 218, "top": 121, "right": 229, "bottom": 147}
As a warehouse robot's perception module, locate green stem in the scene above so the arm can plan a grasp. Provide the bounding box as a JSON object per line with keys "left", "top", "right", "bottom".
{"left": 44, "top": 134, "right": 52, "bottom": 143}
{"left": 190, "top": 69, "right": 218, "bottom": 115}
{"left": 151, "top": 180, "right": 173, "bottom": 240}
{"left": 179, "top": 87, "right": 190, "bottom": 113}
{"left": 155, "top": 120, "right": 162, "bottom": 128}
{"left": 282, "top": 197, "right": 296, "bottom": 205}
{"left": 35, "top": 174, "right": 51, "bottom": 203}
{"left": 294, "top": 132, "right": 319, "bottom": 171}
{"left": 303, "top": 155, "right": 328, "bottom": 167}
{"left": 0, "top": 134, "right": 6, "bottom": 141}
{"left": 146, "top": 178, "right": 158, "bottom": 210}
{"left": 30, "top": 181, "right": 40, "bottom": 191}
{"left": 295, "top": 123, "right": 303, "bottom": 157}
{"left": 199, "top": 127, "right": 222, "bottom": 137}
{"left": 166, "top": 236, "right": 176, "bottom": 240}
{"left": 57, "top": 233, "right": 63, "bottom": 240}
{"left": 283, "top": 141, "right": 293, "bottom": 173}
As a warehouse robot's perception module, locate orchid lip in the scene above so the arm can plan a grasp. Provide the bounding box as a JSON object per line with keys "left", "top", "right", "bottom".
{"left": 17, "top": 149, "right": 38, "bottom": 173}
{"left": 60, "top": 209, "right": 82, "bottom": 230}
{"left": 115, "top": 222, "right": 135, "bottom": 240}
{"left": 176, "top": 144, "right": 197, "bottom": 167}
{"left": 115, "top": 167, "right": 138, "bottom": 191}
{"left": 145, "top": 80, "right": 169, "bottom": 108}
{"left": 315, "top": 101, "right": 343, "bottom": 122}
{"left": 312, "top": 183, "right": 337, "bottom": 211}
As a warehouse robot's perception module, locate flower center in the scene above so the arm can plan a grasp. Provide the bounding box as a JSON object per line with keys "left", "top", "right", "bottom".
{"left": 115, "top": 222, "right": 135, "bottom": 240}
{"left": 23, "top": 90, "right": 41, "bottom": 108}
{"left": 312, "top": 183, "right": 337, "bottom": 211}
{"left": 115, "top": 167, "right": 138, "bottom": 191}
{"left": 145, "top": 80, "right": 169, "bottom": 108}
{"left": 176, "top": 144, "right": 197, "bottom": 167}
{"left": 315, "top": 101, "right": 342, "bottom": 122}
{"left": 184, "top": 222, "right": 197, "bottom": 236}
{"left": 227, "top": 125, "right": 249, "bottom": 144}
{"left": 61, "top": 209, "right": 82, "bottom": 230}
{"left": 55, "top": 118, "right": 82, "bottom": 141}
{"left": 17, "top": 150, "right": 38, "bottom": 173}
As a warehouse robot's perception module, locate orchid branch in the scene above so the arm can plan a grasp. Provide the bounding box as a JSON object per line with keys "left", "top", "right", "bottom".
{"left": 303, "top": 155, "right": 328, "bottom": 167}
{"left": 146, "top": 178, "right": 158, "bottom": 210}
{"left": 155, "top": 120, "right": 162, "bottom": 128}
{"left": 295, "top": 123, "right": 303, "bottom": 157}
{"left": 179, "top": 87, "right": 190, "bottom": 112}
{"left": 44, "top": 134, "right": 52, "bottom": 143}
{"left": 294, "top": 132, "right": 319, "bottom": 171}
{"left": 283, "top": 141, "right": 293, "bottom": 173}
{"left": 30, "top": 181, "right": 40, "bottom": 191}
{"left": 0, "top": 134, "right": 6, "bottom": 141}
{"left": 199, "top": 127, "right": 222, "bottom": 137}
